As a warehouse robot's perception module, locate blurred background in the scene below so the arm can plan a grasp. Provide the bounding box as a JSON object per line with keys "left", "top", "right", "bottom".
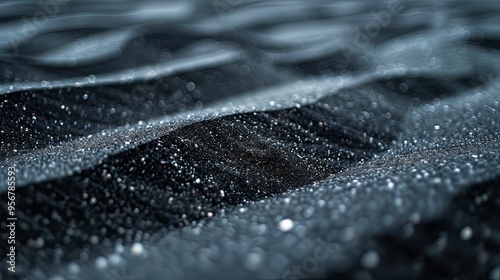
{"left": 1, "top": 1, "right": 500, "bottom": 280}
{"left": 1, "top": 0, "right": 499, "bottom": 157}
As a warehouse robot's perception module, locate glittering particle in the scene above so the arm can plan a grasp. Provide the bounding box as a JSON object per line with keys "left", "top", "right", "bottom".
{"left": 278, "top": 219, "right": 294, "bottom": 232}
{"left": 186, "top": 82, "right": 196, "bottom": 91}
{"left": 68, "top": 262, "right": 80, "bottom": 274}
{"left": 317, "top": 200, "right": 326, "bottom": 207}
{"left": 131, "top": 243, "right": 144, "bottom": 256}
{"left": 360, "top": 250, "right": 380, "bottom": 269}
{"left": 490, "top": 267, "right": 500, "bottom": 280}
{"left": 95, "top": 257, "right": 107, "bottom": 269}
{"left": 460, "top": 226, "right": 473, "bottom": 240}
{"left": 244, "top": 252, "right": 262, "bottom": 270}
{"left": 90, "top": 235, "right": 99, "bottom": 244}
{"left": 387, "top": 181, "right": 395, "bottom": 189}
{"left": 195, "top": 100, "right": 204, "bottom": 109}
{"left": 108, "top": 253, "right": 123, "bottom": 265}
{"left": 115, "top": 244, "right": 124, "bottom": 253}
{"left": 340, "top": 227, "right": 355, "bottom": 241}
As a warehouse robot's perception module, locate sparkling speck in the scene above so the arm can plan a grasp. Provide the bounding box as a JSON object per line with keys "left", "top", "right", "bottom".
{"left": 68, "top": 262, "right": 80, "bottom": 274}
{"left": 131, "top": 243, "right": 144, "bottom": 255}
{"left": 95, "top": 257, "right": 107, "bottom": 269}
{"left": 360, "top": 250, "right": 380, "bottom": 269}
{"left": 186, "top": 82, "right": 196, "bottom": 91}
{"left": 244, "top": 252, "right": 262, "bottom": 270}
{"left": 460, "top": 226, "right": 473, "bottom": 240}
{"left": 278, "top": 219, "right": 294, "bottom": 232}
{"left": 490, "top": 266, "right": 500, "bottom": 280}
